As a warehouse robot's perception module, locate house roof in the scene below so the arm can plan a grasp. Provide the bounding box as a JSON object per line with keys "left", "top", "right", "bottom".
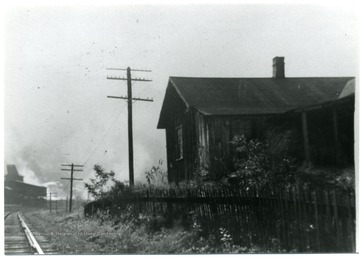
{"left": 157, "top": 76, "right": 354, "bottom": 128}
{"left": 5, "top": 180, "right": 47, "bottom": 197}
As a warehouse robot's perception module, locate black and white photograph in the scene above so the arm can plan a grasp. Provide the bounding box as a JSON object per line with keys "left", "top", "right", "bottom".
{"left": 3, "top": 1, "right": 358, "bottom": 255}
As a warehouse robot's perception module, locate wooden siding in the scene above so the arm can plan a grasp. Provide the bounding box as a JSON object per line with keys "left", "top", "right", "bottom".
{"left": 165, "top": 97, "right": 354, "bottom": 183}
{"left": 166, "top": 116, "right": 185, "bottom": 184}
{"left": 194, "top": 111, "right": 210, "bottom": 176}
{"left": 183, "top": 109, "right": 196, "bottom": 181}
{"left": 194, "top": 113, "right": 268, "bottom": 180}
{"left": 166, "top": 109, "right": 197, "bottom": 184}
{"left": 165, "top": 127, "right": 175, "bottom": 183}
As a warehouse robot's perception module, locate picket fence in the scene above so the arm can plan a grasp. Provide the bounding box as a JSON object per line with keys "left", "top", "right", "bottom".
{"left": 85, "top": 185, "right": 355, "bottom": 253}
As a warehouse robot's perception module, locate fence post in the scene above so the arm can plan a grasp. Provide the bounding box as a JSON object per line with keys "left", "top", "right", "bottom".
{"left": 324, "top": 189, "right": 330, "bottom": 235}
{"left": 331, "top": 190, "right": 340, "bottom": 250}
{"left": 245, "top": 187, "right": 252, "bottom": 248}
{"left": 347, "top": 190, "right": 355, "bottom": 252}
{"left": 284, "top": 187, "right": 292, "bottom": 251}
{"left": 301, "top": 186, "right": 309, "bottom": 251}
{"left": 291, "top": 186, "right": 300, "bottom": 251}
{"left": 209, "top": 187, "right": 218, "bottom": 222}
{"left": 254, "top": 186, "right": 264, "bottom": 249}
{"left": 296, "top": 184, "right": 304, "bottom": 252}
{"left": 280, "top": 188, "right": 288, "bottom": 251}
{"left": 167, "top": 188, "right": 174, "bottom": 219}
{"left": 312, "top": 190, "right": 321, "bottom": 252}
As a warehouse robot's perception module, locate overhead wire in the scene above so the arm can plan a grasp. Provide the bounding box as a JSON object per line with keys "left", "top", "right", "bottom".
{"left": 82, "top": 102, "right": 127, "bottom": 167}
{"left": 82, "top": 69, "right": 151, "bottom": 173}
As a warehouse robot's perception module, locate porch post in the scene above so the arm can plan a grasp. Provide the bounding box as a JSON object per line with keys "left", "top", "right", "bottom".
{"left": 332, "top": 108, "right": 341, "bottom": 165}
{"left": 301, "top": 111, "right": 311, "bottom": 166}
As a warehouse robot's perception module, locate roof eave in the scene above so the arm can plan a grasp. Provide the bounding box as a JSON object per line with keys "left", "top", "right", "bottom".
{"left": 157, "top": 77, "right": 190, "bottom": 129}
{"left": 285, "top": 93, "right": 355, "bottom": 114}
{"left": 169, "top": 77, "right": 190, "bottom": 108}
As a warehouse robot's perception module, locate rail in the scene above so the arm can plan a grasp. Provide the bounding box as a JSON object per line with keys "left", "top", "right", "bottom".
{"left": 4, "top": 212, "right": 13, "bottom": 219}
{"left": 17, "top": 212, "right": 44, "bottom": 255}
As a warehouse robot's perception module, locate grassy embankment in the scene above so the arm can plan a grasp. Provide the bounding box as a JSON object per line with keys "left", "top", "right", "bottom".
{"left": 24, "top": 208, "right": 258, "bottom": 254}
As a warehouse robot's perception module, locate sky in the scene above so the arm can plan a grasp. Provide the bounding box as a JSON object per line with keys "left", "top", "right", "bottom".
{"left": 3, "top": 3, "right": 359, "bottom": 198}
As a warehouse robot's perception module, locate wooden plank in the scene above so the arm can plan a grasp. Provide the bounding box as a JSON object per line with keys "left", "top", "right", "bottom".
{"left": 312, "top": 190, "right": 321, "bottom": 252}
{"left": 348, "top": 191, "right": 355, "bottom": 252}
{"left": 332, "top": 190, "right": 340, "bottom": 250}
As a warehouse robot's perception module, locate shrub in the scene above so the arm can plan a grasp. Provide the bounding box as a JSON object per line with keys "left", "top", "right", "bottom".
{"left": 145, "top": 160, "right": 168, "bottom": 186}
{"left": 226, "top": 135, "right": 297, "bottom": 189}
{"left": 84, "top": 164, "right": 116, "bottom": 199}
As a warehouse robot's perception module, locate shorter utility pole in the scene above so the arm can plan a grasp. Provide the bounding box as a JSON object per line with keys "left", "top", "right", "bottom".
{"left": 49, "top": 192, "right": 57, "bottom": 213}
{"left": 65, "top": 196, "right": 68, "bottom": 213}
{"left": 49, "top": 193, "right": 52, "bottom": 213}
{"left": 61, "top": 164, "right": 83, "bottom": 212}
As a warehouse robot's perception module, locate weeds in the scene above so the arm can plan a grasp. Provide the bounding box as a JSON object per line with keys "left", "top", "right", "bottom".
{"left": 24, "top": 206, "right": 265, "bottom": 254}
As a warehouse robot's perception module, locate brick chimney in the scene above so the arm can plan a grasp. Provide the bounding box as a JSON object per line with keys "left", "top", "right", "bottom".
{"left": 272, "top": 56, "right": 285, "bottom": 79}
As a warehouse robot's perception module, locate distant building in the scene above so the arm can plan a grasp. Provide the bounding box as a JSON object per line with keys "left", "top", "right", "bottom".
{"left": 157, "top": 57, "right": 355, "bottom": 184}
{"left": 5, "top": 165, "right": 24, "bottom": 182}
{"left": 5, "top": 165, "right": 47, "bottom": 205}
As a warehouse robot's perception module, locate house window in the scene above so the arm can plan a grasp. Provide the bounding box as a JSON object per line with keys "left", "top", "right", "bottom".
{"left": 175, "top": 125, "right": 183, "bottom": 160}
{"left": 231, "top": 119, "right": 253, "bottom": 138}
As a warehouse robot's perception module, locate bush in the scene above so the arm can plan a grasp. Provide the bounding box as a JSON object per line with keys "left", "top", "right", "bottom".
{"left": 145, "top": 160, "right": 168, "bottom": 186}
{"left": 226, "top": 135, "right": 297, "bottom": 189}
{"left": 84, "top": 164, "right": 116, "bottom": 199}
{"left": 226, "top": 134, "right": 354, "bottom": 192}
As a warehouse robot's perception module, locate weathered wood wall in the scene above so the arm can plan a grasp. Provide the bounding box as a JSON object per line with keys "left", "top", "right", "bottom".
{"left": 194, "top": 113, "right": 269, "bottom": 180}
{"left": 166, "top": 95, "right": 354, "bottom": 183}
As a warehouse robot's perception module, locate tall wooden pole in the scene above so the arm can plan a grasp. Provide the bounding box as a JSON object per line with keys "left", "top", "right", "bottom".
{"left": 127, "top": 67, "right": 134, "bottom": 186}
{"left": 106, "top": 67, "right": 153, "bottom": 186}
{"left": 69, "top": 164, "right": 74, "bottom": 212}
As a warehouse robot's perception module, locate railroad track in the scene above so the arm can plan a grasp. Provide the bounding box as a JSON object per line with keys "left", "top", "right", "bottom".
{"left": 4, "top": 212, "right": 57, "bottom": 255}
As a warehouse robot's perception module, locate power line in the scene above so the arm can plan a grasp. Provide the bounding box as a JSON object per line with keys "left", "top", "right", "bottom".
{"left": 85, "top": 96, "right": 110, "bottom": 129}
{"left": 106, "top": 68, "right": 152, "bottom": 72}
{"left": 82, "top": 103, "right": 127, "bottom": 167}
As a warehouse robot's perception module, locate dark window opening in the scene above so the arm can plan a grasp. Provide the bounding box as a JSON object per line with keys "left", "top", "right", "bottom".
{"left": 231, "top": 119, "right": 253, "bottom": 139}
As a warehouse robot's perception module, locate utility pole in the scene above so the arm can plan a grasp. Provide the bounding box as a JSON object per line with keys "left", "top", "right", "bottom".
{"left": 49, "top": 193, "right": 52, "bottom": 213}
{"left": 61, "top": 164, "right": 83, "bottom": 212}
{"left": 107, "top": 67, "right": 153, "bottom": 186}
{"left": 49, "top": 192, "right": 57, "bottom": 213}
{"left": 65, "top": 196, "right": 68, "bottom": 212}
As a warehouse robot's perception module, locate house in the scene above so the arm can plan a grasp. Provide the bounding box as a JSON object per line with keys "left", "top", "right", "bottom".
{"left": 5, "top": 164, "right": 47, "bottom": 205}
{"left": 157, "top": 57, "right": 355, "bottom": 184}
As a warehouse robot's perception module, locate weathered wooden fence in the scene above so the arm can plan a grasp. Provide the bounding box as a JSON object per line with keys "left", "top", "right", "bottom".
{"left": 85, "top": 186, "right": 355, "bottom": 253}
